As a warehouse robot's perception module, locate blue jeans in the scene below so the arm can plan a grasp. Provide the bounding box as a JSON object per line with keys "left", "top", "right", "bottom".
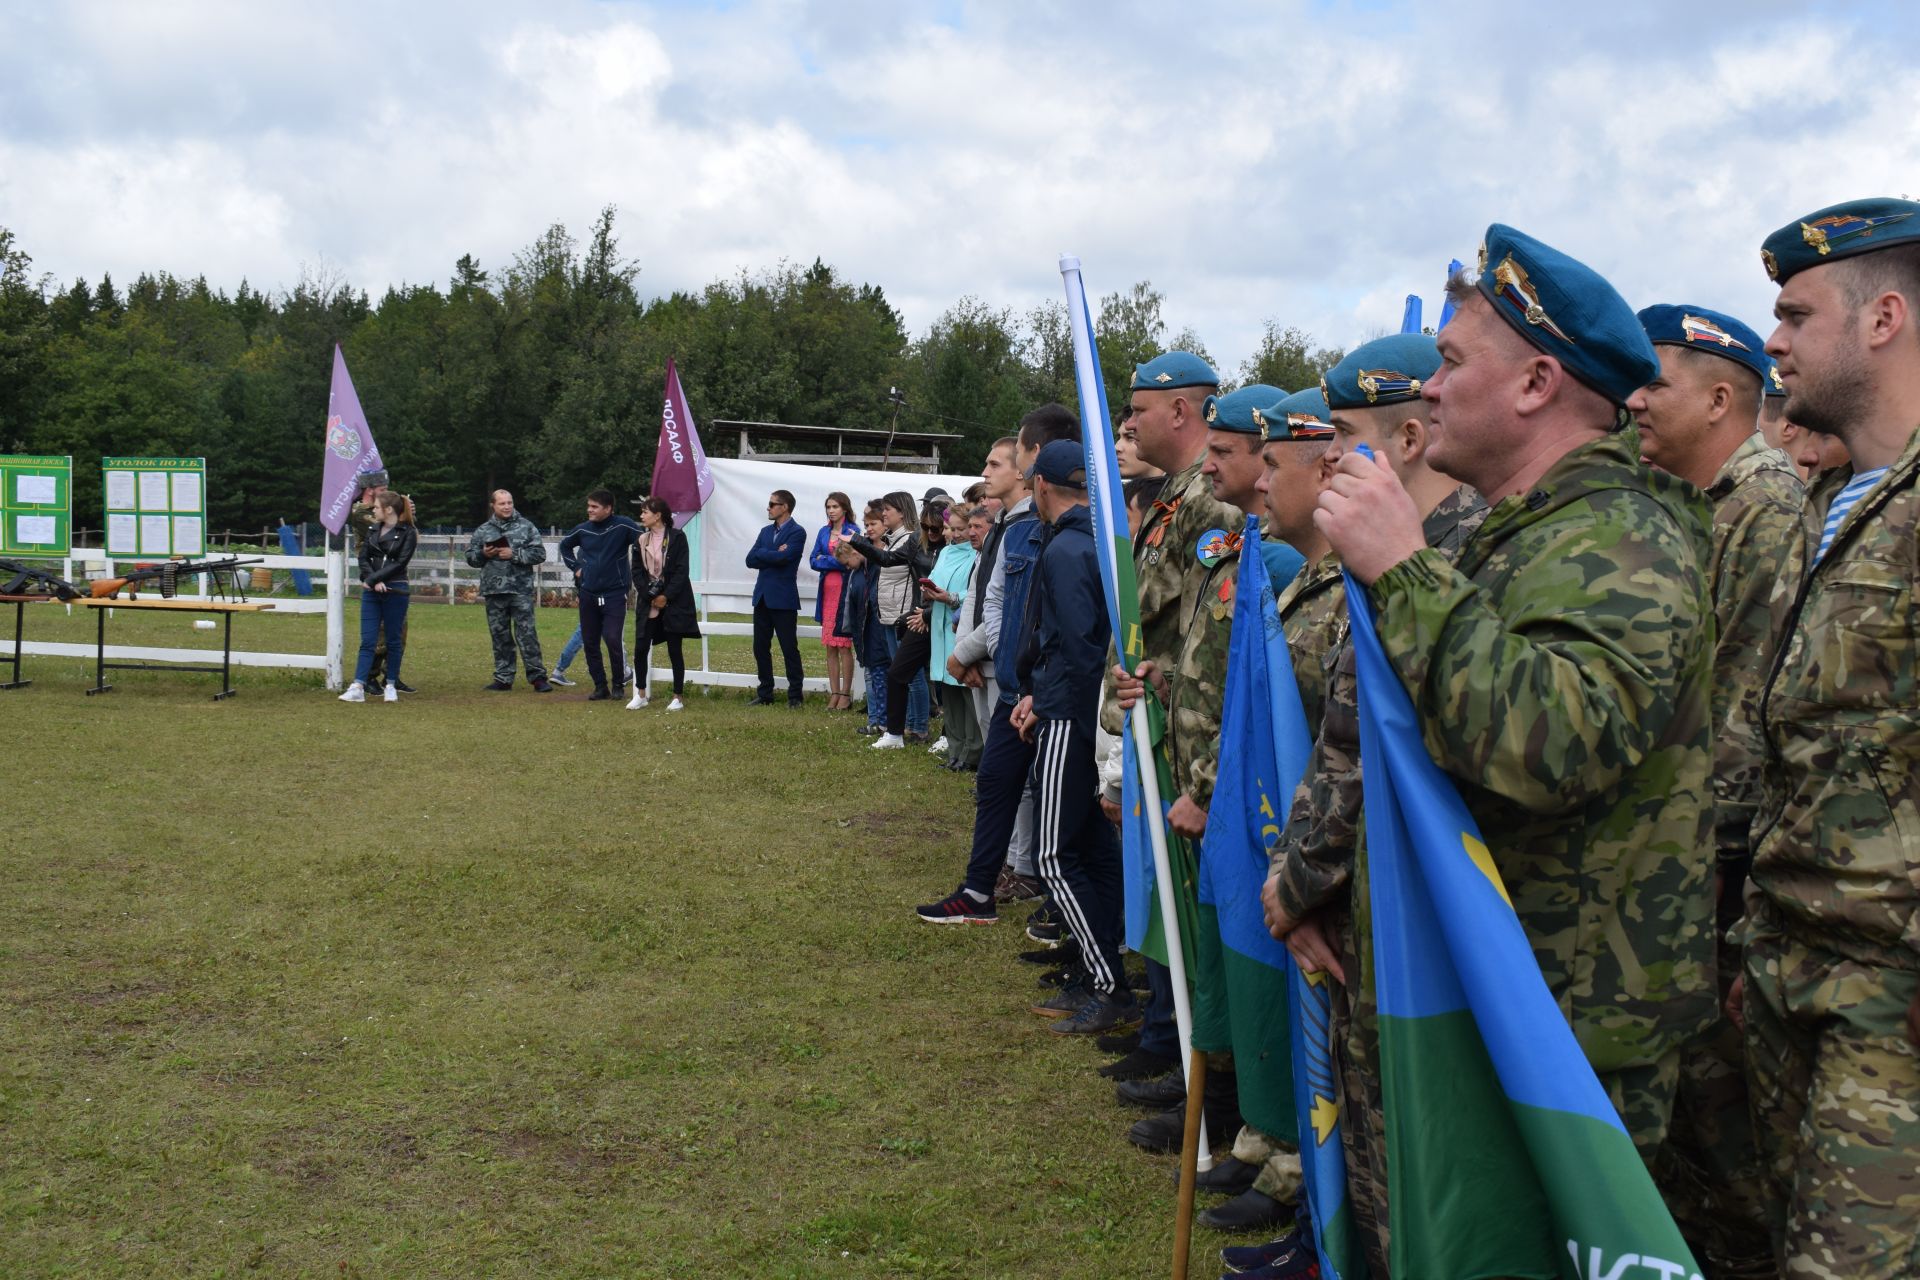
{"left": 354, "top": 590, "right": 409, "bottom": 685}
{"left": 878, "top": 624, "right": 929, "bottom": 735}
{"left": 555, "top": 625, "right": 583, "bottom": 672}
{"left": 863, "top": 657, "right": 889, "bottom": 729}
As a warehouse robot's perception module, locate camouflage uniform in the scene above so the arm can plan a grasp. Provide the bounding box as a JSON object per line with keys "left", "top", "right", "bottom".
{"left": 1269, "top": 485, "right": 1486, "bottom": 1275}
{"left": 1365, "top": 430, "right": 1717, "bottom": 1156}
{"left": 1743, "top": 426, "right": 1920, "bottom": 1280}
{"left": 1659, "top": 433, "right": 1802, "bottom": 1278}
{"left": 465, "top": 511, "right": 549, "bottom": 684}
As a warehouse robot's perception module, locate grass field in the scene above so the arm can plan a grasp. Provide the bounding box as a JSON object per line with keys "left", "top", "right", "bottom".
{"left": 1, "top": 604, "right": 1223, "bottom": 1278}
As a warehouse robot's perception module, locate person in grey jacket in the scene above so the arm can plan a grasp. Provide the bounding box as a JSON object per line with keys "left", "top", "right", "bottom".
{"left": 464, "top": 488, "right": 552, "bottom": 692}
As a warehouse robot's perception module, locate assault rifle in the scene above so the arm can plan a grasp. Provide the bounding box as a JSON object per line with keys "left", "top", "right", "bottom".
{"left": 0, "top": 559, "right": 84, "bottom": 600}
{"left": 89, "top": 556, "right": 264, "bottom": 601}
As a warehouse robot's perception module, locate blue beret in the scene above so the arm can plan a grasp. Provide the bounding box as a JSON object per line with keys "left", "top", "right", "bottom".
{"left": 1025, "top": 438, "right": 1086, "bottom": 486}
{"left": 1761, "top": 197, "right": 1920, "bottom": 285}
{"left": 1132, "top": 350, "right": 1219, "bottom": 391}
{"left": 1321, "top": 333, "right": 1441, "bottom": 410}
{"left": 1260, "top": 388, "right": 1334, "bottom": 442}
{"left": 1476, "top": 223, "right": 1658, "bottom": 406}
{"left": 1636, "top": 304, "right": 1769, "bottom": 387}
{"left": 1203, "top": 383, "right": 1284, "bottom": 435}
{"left": 1763, "top": 358, "right": 1786, "bottom": 399}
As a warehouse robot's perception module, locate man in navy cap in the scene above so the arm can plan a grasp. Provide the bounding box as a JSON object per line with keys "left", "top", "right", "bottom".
{"left": 1628, "top": 304, "right": 1802, "bottom": 1276}
{"left": 1314, "top": 224, "right": 1717, "bottom": 1273}
{"left": 1740, "top": 197, "right": 1920, "bottom": 1279}
{"left": 1011, "top": 439, "right": 1133, "bottom": 1034}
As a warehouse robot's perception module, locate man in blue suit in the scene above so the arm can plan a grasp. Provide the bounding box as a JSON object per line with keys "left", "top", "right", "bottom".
{"left": 745, "top": 489, "right": 808, "bottom": 706}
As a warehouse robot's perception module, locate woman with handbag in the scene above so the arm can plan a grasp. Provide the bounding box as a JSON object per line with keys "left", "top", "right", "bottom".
{"left": 629, "top": 497, "right": 701, "bottom": 710}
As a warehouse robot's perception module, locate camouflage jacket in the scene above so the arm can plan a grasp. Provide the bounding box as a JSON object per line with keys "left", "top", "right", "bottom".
{"left": 1167, "top": 527, "right": 1242, "bottom": 809}
{"left": 1703, "top": 436, "right": 1804, "bottom": 889}
{"left": 1367, "top": 430, "right": 1717, "bottom": 1071}
{"left": 463, "top": 512, "right": 548, "bottom": 596}
{"left": 1101, "top": 454, "right": 1245, "bottom": 738}
{"left": 1270, "top": 485, "right": 1487, "bottom": 914}
{"left": 1750, "top": 425, "right": 1920, "bottom": 967}
{"left": 1273, "top": 550, "right": 1347, "bottom": 737}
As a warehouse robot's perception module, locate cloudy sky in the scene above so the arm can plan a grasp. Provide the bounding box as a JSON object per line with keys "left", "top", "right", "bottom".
{"left": 4, "top": 0, "right": 1918, "bottom": 372}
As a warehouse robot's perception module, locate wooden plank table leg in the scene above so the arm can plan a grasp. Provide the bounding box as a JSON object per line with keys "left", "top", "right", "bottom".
{"left": 0, "top": 599, "right": 30, "bottom": 690}
{"left": 85, "top": 599, "right": 112, "bottom": 695}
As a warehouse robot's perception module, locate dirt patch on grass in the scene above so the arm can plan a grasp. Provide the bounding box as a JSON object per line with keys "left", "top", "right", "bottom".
{"left": 495, "top": 1127, "right": 648, "bottom": 1174}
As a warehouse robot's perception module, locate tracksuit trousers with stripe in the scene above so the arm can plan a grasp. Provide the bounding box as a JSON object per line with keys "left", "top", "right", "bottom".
{"left": 1030, "top": 718, "right": 1124, "bottom": 998}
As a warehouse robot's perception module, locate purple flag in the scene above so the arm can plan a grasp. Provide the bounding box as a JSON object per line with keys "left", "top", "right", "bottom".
{"left": 652, "top": 357, "right": 714, "bottom": 527}
{"left": 318, "top": 344, "right": 384, "bottom": 534}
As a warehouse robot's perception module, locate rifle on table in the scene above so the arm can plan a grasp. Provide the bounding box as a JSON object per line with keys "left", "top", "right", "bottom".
{"left": 89, "top": 556, "right": 264, "bottom": 601}
{"left": 0, "top": 559, "right": 85, "bottom": 601}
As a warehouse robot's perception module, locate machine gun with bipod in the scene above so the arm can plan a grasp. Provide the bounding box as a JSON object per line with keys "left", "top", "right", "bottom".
{"left": 89, "top": 556, "right": 264, "bottom": 601}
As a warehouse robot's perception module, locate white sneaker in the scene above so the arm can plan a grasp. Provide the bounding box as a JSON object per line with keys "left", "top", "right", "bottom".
{"left": 338, "top": 683, "right": 365, "bottom": 703}
{"left": 928, "top": 736, "right": 949, "bottom": 754}
{"left": 667, "top": 697, "right": 685, "bottom": 711}
{"left": 382, "top": 684, "right": 398, "bottom": 703}
{"left": 626, "top": 689, "right": 648, "bottom": 710}
{"left": 871, "top": 733, "right": 905, "bottom": 750}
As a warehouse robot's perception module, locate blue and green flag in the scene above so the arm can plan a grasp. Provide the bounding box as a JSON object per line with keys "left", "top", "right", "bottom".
{"left": 1345, "top": 567, "right": 1701, "bottom": 1280}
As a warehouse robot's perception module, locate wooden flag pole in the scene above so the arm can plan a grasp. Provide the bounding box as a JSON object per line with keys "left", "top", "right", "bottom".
{"left": 1172, "top": 1048, "right": 1209, "bottom": 1280}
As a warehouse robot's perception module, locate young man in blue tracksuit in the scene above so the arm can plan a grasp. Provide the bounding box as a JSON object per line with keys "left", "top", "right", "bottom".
{"left": 558, "top": 487, "right": 644, "bottom": 700}
{"left": 917, "top": 404, "right": 1080, "bottom": 927}
{"left": 1012, "top": 439, "right": 1129, "bottom": 1034}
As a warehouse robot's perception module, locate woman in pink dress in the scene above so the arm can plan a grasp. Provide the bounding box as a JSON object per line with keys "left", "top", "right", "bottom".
{"left": 809, "top": 491, "right": 859, "bottom": 710}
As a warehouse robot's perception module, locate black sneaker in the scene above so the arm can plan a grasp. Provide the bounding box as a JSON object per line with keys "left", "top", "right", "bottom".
{"left": 531, "top": 679, "right": 553, "bottom": 693}
{"left": 1026, "top": 905, "right": 1065, "bottom": 945}
{"left": 1028, "top": 979, "right": 1091, "bottom": 1018}
{"left": 1037, "top": 966, "right": 1086, "bottom": 988}
{"left": 1198, "top": 1189, "right": 1292, "bottom": 1234}
{"left": 1017, "top": 946, "right": 1061, "bottom": 965}
{"left": 1220, "top": 1227, "right": 1305, "bottom": 1276}
{"left": 366, "top": 678, "right": 386, "bottom": 695}
{"left": 787, "top": 693, "right": 804, "bottom": 708}
{"left": 914, "top": 888, "right": 997, "bottom": 925}
{"left": 393, "top": 680, "right": 418, "bottom": 694}
{"left": 1095, "top": 1029, "right": 1141, "bottom": 1055}
{"left": 588, "top": 687, "right": 612, "bottom": 701}
{"left": 1097, "top": 1047, "right": 1178, "bottom": 1082}
{"left": 483, "top": 680, "right": 513, "bottom": 691}
{"left": 994, "top": 868, "right": 1046, "bottom": 903}
{"left": 1049, "top": 991, "right": 1140, "bottom": 1036}
{"left": 1117, "top": 1072, "right": 1186, "bottom": 1110}
{"left": 746, "top": 693, "right": 776, "bottom": 706}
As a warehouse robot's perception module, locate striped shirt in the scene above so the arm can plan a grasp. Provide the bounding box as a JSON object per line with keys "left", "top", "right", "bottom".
{"left": 1817, "top": 467, "right": 1889, "bottom": 562}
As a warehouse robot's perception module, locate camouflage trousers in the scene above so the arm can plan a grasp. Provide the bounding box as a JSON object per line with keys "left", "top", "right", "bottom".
{"left": 1654, "top": 942, "right": 1774, "bottom": 1279}
{"left": 1744, "top": 931, "right": 1920, "bottom": 1279}
{"left": 1228, "top": 1125, "right": 1303, "bottom": 1203}
{"left": 484, "top": 594, "right": 546, "bottom": 684}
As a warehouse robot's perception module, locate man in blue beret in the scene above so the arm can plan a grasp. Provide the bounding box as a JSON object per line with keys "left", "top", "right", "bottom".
{"left": 1626, "top": 304, "right": 1803, "bottom": 1276}
{"left": 1757, "top": 358, "right": 1791, "bottom": 453}
{"left": 1740, "top": 197, "right": 1920, "bottom": 1279}
{"left": 1312, "top": 225, "right": 1718, "bottom": 1276}
{"left": 1262, "top": 332, "right": 1488, "bottom": 1267}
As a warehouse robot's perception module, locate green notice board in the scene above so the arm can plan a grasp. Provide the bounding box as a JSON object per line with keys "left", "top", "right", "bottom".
{"left": 103, "top": 456, "right": 207, "bottom": 558}
{"left": 1, "top": 454, "right": 72, "bottom": 555}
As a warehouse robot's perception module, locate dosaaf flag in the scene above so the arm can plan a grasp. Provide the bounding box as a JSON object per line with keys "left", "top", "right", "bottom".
{"left": 319, "top": 344, "right": 383, "bottom": 534}
{"left": 653, "top": 357, "right": 714, "bottom": 526}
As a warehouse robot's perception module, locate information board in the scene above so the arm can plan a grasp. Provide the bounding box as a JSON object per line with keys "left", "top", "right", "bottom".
{"left": 0, "top": 454, "right": 73, "bottom": 555}
{"left": 102, "top": 456, "right": 207, "bottom": 558}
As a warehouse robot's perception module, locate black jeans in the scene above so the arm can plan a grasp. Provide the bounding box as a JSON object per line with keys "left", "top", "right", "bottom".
{"left": 635, "top": 612, "right": 687, "bottom": 695}
{"left": 578, "top": 591, "right": 628, "bottom": 692}
{"left": 962, "top": 701, "right": 1036, "bottom": 898}
{"left": 752, "top": 604, "right": 803, "bottom": 699}
{"left": 886, "top": 621, "right": 932, "bottom": 735}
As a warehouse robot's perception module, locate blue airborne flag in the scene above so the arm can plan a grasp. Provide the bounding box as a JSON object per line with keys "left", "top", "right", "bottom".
{"left": 1206, "top": 515, "right": 1364, "bottom": 1279}
{"left": 1344, "top": 568, "right": 1699, "bottom": 1279}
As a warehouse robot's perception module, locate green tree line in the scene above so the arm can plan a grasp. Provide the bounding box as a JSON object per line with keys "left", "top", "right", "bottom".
{"left": 0, "top": 209, "right": 1344, "bottom": 529}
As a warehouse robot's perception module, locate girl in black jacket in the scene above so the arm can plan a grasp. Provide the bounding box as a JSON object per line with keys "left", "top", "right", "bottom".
{"left": 847, "top": 490, "right": 934, "bottom": 747}
{"left": 341, "top": 491, "right": 415, "bottom": 704}
{"left": 629, "top": 496, "right": 702, "bottom": 710}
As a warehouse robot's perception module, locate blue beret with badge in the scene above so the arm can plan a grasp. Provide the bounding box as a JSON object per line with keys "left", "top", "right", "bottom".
{"left": 1321, "top": 333, "right": 1441, "bottom": 410}
{"left": 1635, "top": 303, "right": 1769, "bottom": 386}
{"left": 1760, "top": 197, "right": 1920, "bottom": 285}
{"left": 1261, "top": 387, "right": 1334, "bottom": 441}
{"left": 1474, "top": 222, "right": 1658, "bottom": 407}
{"left": 1762, "top": 358, "right": 1786, "bottom": 399}
{"left": 1132, "top": 350, "right": 1220, "bottom": 391}
{"left": 1203, "top": 383, "right": 1284, "bottom": 435}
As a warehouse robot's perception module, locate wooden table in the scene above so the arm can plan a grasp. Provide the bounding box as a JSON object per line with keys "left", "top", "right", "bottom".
{"left": 0, "top": 593, "right": 60, "bottom": 690}
{"left": 75, "top": 598, "right": 276, "bottom": 700}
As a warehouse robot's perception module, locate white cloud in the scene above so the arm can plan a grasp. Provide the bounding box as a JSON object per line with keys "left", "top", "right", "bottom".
{"left": 2, "top": 0, "right": 1918, "bottom": 376}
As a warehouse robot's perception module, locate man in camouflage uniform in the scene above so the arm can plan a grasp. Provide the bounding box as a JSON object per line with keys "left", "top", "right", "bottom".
{"left": 1626, "top": 303, "right": 1803, "bottom": 1277}
{"left": 464, "top": 488, "right": 552, "bottom": 692}
{"left": 1317, "top": 226, "right": 1717, "bottom": 1253}
{"left": 1262, "top": 337, "right": 1487, "bottom": 1274}
{"left": 1098, "top": 351, "right": 1251, "bottom": 1158}
{"left": 1739, "top": 198, "right": 1920, "bottom": 1280}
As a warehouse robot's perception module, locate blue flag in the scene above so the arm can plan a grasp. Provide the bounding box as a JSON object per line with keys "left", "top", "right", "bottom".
{"left": 1399, "top": 295, "right": 1423, "bottom": 335}
{"left": 1436, "top": 259, "right": 1465, "bottom": 330}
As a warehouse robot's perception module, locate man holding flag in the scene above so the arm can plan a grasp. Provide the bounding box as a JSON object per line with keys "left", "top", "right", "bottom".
{"left": 1262, "top": 335, "right": 1485, "bottom": 1271}
{"left": 1313, "top": 226, "right": 1718, "bottom": 1275}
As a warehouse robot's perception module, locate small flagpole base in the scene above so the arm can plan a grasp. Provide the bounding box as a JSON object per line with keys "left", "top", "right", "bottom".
{"left": 1172, "top": 1049, "right": 1208, "bottom": 1280}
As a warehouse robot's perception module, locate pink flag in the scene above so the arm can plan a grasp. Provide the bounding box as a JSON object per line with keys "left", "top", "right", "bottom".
{"left": 318, "top": 345, "right": 385, "bottom": 533}
{"left": 652, "top": 357, "right": 714, "bottom": 527}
